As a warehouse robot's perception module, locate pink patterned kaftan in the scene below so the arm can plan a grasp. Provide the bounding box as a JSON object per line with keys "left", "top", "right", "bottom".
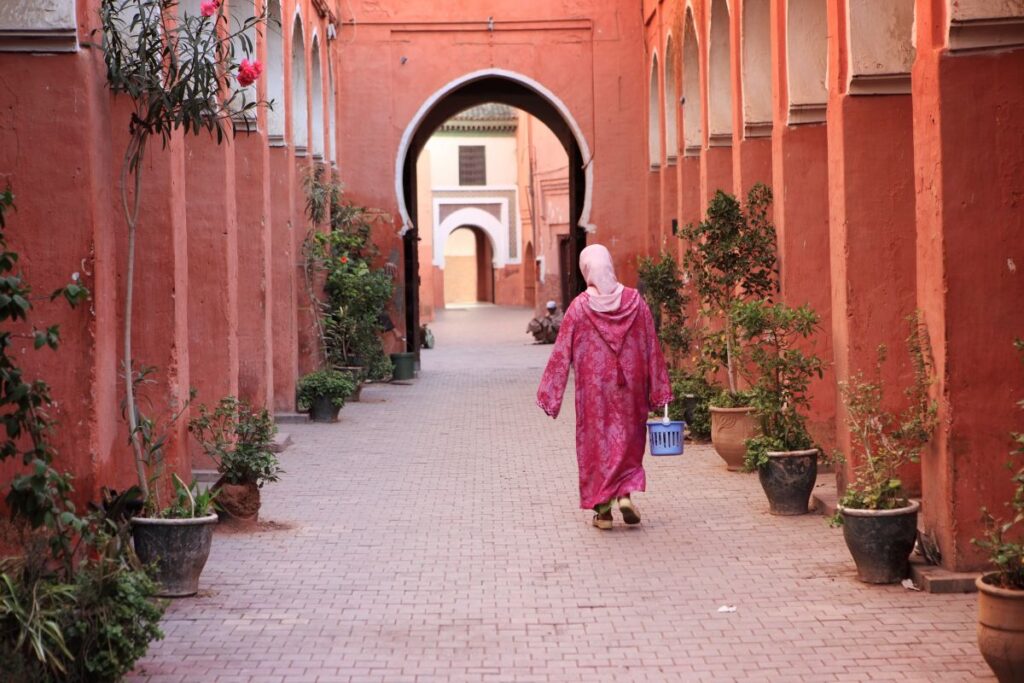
{"left": 536, "top": 287, "right": 673, "bottom": 509}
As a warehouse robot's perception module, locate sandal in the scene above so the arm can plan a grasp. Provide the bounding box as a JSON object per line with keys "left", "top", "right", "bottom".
{"left": 592, "top": 511, "right": 613, "bottom": 530}
{"left": 618, "top": 497, "right": 641, "bottom": 525}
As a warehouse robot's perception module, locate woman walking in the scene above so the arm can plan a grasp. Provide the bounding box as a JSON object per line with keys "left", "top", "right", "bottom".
{"left": 537, "top": 244, "right": 672, "bottom": 529}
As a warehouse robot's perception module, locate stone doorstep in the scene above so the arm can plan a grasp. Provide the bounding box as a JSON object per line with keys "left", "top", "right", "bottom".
{"left": 810, "top": 481, "right": 981, "bottom": 594}
{"left": 910, "top": 560, "right": 980, "bottom": 594}
{"left": 274, "top": 412, "right": 309, "bottom": 425}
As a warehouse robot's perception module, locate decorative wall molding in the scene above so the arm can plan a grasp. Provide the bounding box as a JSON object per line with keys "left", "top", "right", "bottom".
{"left": 744, "top": 121, "right": 773, "bottom": 138}
{"left": 0, "top": 0, "right": 77, "bottom": 53}
{"left": 848, "top": 73, "right": 911, "bottom": 96}
{"left": 708, "top": 132, "right": 733, "bottom": 148}
{"left": 788, "top": 102, "right": 826, "bottom": 126}
{"left": 949, "top": 16, "right": 1024, "bottom": 53}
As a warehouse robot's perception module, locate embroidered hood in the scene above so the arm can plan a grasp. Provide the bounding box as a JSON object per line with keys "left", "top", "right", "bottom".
{"left": 580, "top": 288, "right": 642, "bottom": 384}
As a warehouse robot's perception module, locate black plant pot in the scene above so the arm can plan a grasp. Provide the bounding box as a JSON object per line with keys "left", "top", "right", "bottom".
{"left": 839, "top": 501, "right": 920, "bottom": 583}
{"left": 758, "top": 449, "right": 818, "bottom": 515}
{"left": 131, "top": 514, "right": 218, "bottom": 597}
{"left": 310, "top": 395, "right": 341, "bottom": 422}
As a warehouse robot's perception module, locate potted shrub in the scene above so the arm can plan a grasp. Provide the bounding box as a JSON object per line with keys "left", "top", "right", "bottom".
{"left": 680, "top": 185, "right": 778, "bottom": 469}
{"left": 188, "top": 396, "right": 282, "bottom": 527}
{"left": 297, "top": 369, "right": 357, "bottom": 422}
{"left": 973, "top": 341, "right": 1024, "bottom": 681}
{"left": 130, "top": 474, "right": 218, "bottom": 598}
{"left": 832, "top": 317, "right": 937, "bottom": 584}
{"left": 735, "top": 300, "right": 823, "bottom": 515}
{"left": 302, "top": 168, "right": 397, "bottom": 387}
{"left": 637, "top": 251, "right": 692, "bottom": 368}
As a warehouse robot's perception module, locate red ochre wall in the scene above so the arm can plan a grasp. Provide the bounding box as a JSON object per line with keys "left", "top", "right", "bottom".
{"left": 644, "top": 0, "right": 1023, "bottom": 572}
{"left": 0, "top": 0, "right": 341, "bottom": 514}
{"left": 1, "top": 0, "right": 1022, "bottom": 574}
{"left": 912, "top": 0, "right": 1024, "bottom": 571}
{"left": 334, "top": 1, "right": 647, "bottom": 295}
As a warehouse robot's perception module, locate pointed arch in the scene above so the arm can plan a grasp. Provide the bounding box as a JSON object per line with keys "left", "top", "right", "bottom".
{"left": 290, "top": 14, "right": 308, "bottom": 153}
{"left": 310, "top": 33, "right": 324, "bottom": 159}
{"left": 682, "top": 9, "right": 702, "bottom": 156}
{"left": 709, "top": 0, "right": 733, "bottom": 146}
{"left": 741, "top": 0, "right": 772, "bottom": 137}
{"left": 648, "top": 53, "right": 661, "bottom": 167}
{"left": 786, "top": 0, "right": 828, "bottom": 124}
{"left": 328, "top": 57, "right": 337, "bottom": 164}
{"left": 664, "top": 35, "right": 679, "bottom": 163}
{"left": 266, "top": 0, "right": 285, "bottom": 144}
{"left": 846, "top": 0, "right": 914, "bottom": 95}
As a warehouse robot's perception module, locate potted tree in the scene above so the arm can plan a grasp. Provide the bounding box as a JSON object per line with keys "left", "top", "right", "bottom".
{"left": 99, "top": 0, "right": 268, "bottom": 598}
{"left": 188, "top": 396, "right": 282, "bottom": 527}
{"left": 680, "top": 185, "right": 777, "bottom": 470}
{"left": 735, "top": 300, "right": 823, "bottom": 515}
{"left": 297, "top": 369, "right": 358, "bottom": 422}
{"left": 973, "top": 340, "right": 1024, "bottom": 682}
{"left": 832, "top": 316, "right": 937, "bottom": 584}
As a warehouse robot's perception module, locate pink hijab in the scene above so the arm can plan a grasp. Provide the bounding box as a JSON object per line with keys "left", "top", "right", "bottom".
{"left": 579, "top": 244, "right": 624, "bottom": 312}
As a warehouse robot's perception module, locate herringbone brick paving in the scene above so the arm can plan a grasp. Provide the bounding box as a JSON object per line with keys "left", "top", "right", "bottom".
{"left": 128, "top": 306, "right": 992, "bottom": 682}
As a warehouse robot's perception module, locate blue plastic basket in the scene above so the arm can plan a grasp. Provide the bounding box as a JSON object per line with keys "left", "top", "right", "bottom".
{"left": 648, "top": 418, "right": 685, "bottom": 456}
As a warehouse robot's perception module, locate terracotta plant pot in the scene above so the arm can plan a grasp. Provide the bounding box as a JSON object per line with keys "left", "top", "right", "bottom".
{"left": 709, "top": 406, "right": 761, "bottom": 471}
{"left": 214, "top": 479, "right": 260, "bottom": 529}
{"left": 309, "top": 395, "right": 341, "bottom": 422}
{"left": 838, "top": 500, "right": 920, "bottom": 583}
{"left": 758, "top": 449, "right": 818, "bottom": 515}
{"left": 977, "top": 573, "right": 1024, "bottom": 682}
{"left": 131, "top": 514, "right": 218, "bottom": 597}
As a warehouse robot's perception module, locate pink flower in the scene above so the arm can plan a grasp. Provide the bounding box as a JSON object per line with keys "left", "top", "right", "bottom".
{"left": 200, "top": 0, "right": 219, "bottom": 17}
{"left": 339, "top": 256, "right": 349, "bottom": 264}
{"left": 237, "top": 58, "right": 263, "bottom": 87}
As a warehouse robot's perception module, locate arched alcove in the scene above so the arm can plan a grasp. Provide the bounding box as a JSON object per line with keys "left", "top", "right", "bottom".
{"left": 648, "top": 54, "right": 661, "bottom": 167}
{"left": 846, "top": 0, "right": 914, "bottom": 95}
{"left": 310, "top": 34, "right": 324, "bottom": 159}
{"left": 266, "top": 0, "right": 285, "bottom": 144}
{"left": 290, "top": 15, "right": 308, "bottom": 153}
{"left": 328, "top": 59, "right": 337, "bottom": 164}
{"left": 230, "top": 0, "right": 258, "bottom": 126}
{"left": 742, "top": 0, "right": 772, "bottom": 137}
{"left": 682, "top": 10, "right": 702, "bottom": 156}
{"left": 786, "top": 0, "right": 827, "bottom": 124}
{"left": 664, "top": 37, "right": 679, "bottom": 163}
{"left": 709, "top": 0, "right": 733, "bottom": 146}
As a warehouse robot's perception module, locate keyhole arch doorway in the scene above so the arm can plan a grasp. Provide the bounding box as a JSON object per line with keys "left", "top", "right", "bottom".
{"left": 396, "top": 68, "right": 594, "bottom": 353}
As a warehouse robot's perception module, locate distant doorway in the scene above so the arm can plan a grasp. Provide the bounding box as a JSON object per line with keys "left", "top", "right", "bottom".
{"left": 523, "top": 242, "right": 537, "bottom": 308}
{"left": 443, "top": 226, "right": 495, "bottom": 306}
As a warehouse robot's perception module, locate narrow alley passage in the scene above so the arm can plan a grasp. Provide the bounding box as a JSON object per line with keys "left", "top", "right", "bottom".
{"left": 130, "top": 307, "right": 990, "bottom": 682}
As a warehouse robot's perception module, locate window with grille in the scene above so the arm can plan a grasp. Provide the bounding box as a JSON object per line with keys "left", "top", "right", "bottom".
{"left": 459, "top": 146, "right": 487, "bottom": 186}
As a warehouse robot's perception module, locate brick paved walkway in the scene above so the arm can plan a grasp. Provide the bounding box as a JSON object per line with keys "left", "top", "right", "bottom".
{"left": 129, "top": 306, "right": 992, "bottom": 682}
